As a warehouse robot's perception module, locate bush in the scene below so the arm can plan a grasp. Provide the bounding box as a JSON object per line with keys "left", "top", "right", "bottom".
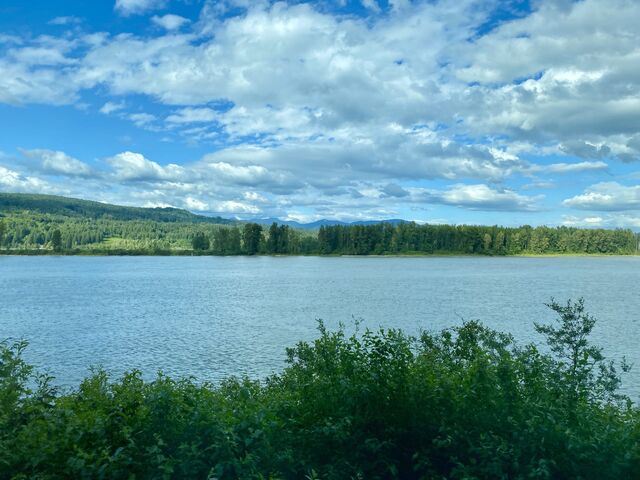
{"left": 1, "top": 300, "right": 639, "bottom": 479}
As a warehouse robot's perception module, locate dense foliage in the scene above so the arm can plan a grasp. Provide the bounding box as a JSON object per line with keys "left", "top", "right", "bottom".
{"left": 317, "top": 222, "right": 638, "bottom": 255}
{"left": 0, "top": 193, "right": 637, "bottom": 255}
{"left": 0, "top": 213, "right": 319, "bottom": 255}
{"left": 1, "top": 300, "right": 639, "bottom": 479}
{"left": 0, "top": 193, "right": 232, "bottom": 224}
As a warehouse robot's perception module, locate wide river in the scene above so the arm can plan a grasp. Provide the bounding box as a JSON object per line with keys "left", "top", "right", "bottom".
{"left": 1, "top": 256, "right": 639, "bottom": 395}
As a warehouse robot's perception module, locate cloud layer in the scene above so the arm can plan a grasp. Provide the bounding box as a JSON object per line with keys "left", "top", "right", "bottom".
{"left": 0, "top": 0, "right": 639, "bottom": 224}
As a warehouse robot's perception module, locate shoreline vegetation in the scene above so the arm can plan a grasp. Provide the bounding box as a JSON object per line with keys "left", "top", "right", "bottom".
{"left": 0, "top": 250, "right": 636, "bottom": 258}
{"left": 1, "top": 193, "right": 638, "bottom": 257}
{"left": 2, "top": 299, "right": 640, "bottom": 478}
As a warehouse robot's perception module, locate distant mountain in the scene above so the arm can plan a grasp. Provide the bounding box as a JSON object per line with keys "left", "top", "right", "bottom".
{"left": 0, "top": 193, "right": 234, "bottom": 224}
{"left": 249, "top": 217, "right": 409, "bottom": 230}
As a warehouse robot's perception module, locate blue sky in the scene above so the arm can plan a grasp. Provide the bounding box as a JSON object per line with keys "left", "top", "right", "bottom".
{"left": 1, "top": 0, "right": 639, "bottom": 226}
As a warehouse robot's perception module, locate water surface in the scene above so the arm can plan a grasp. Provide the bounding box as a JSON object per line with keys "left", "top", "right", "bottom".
{"left": 1, "top": 256, "right": 638, "bottom": 395}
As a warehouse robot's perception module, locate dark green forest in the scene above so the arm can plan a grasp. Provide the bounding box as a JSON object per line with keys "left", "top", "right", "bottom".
{"left": 0, "top": 193, "right": 232, "bottom": 223}
{"left": 316, "top": 222, "right": 637, "bottom": 255}
{"left": 0, "top": 193, "right": 637, "bottom": 255}
{"left": 2, "top": 299, "right": 640, "bottom": 479}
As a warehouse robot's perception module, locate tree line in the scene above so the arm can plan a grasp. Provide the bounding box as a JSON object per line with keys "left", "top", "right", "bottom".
{"left": 316, "top": 222, "right": 637, "bottom": 255}
{"left": 0, "top": 213, "right": 637, "bottom": 255}
{"left": 0, "top": 214, "right": 317, "bottom": 255}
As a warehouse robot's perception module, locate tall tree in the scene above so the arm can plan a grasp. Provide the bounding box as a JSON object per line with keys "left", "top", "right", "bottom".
{"left": 51, "top": 229, "right": 62, "bottom": 252}
{"left": 267, "top": 222, "right": 279, "bottom": 254}
{"left": 242, "top": 223, "right": 263, "bottom": 255}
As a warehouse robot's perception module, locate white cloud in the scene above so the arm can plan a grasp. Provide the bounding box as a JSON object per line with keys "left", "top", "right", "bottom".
{"left": 3, "top": 0, "right": 640, "bottom": 223}
{"left": 184, "top": 196, "right": 208, "bottom": 211}
{"left": 166, "top": 107, "right": 217, "bottom": 124}
{"left": 71, "top": 1, "right": 465, "bottom": 117}
{"left": 0, "top": 165, "right": 54, "bottom": 192}
{"left": 142, "top": 200, "right": 175, "bottom": 208}
{"left": 2, "top": 0, "right": 639, "bottom": 162}
{"left": 4, "top": 0, "right": 636, "bottom": 165}
{"left": 207, "top": 161, "right": 269, "bottom": 183}
{"left": 108, "top": 151, "right": 186, "bottom": 181}
{"left": 128, "top": 112, "right": 157, "bottom": 129}
{"left": 361, "top": 0, "right": 381, "bottom": 13}
{"left": 99, "top": 101, "right": 125, "bottom": 114}
{"left": 535, "top": 161, "right": 608, "bottom": 174}
{"left": 20, "top": 148, "right": 93, "bottom": 177}
{"left": 562, "top": 213, "right": 640, "bottom": 228}
{"left": 114, "top": 0, "right": 167, "bottom": 16}
{"left": 152, "top": 14, "right": 189, "bottom": 31}
{"left": 457, "top": 0, "right": 640, "bottom": 154}
{"left": 563, "top": 182, "right": 640, "bottom": 211}
{"left": 201, "top": 159, "right": 302, "bottom": 192}
{"left": 243, "top": 191, "right": 266, "bottom": 202}
{"left": 8, "top": 37, "right": 77, "bottom": 67}
{"left": 0, "top": 63, "right": 71, "bottom": 105}
{"left": 422, "top": 184, "right": 542, "bottom": 212}
{"left": 561, "top": 215, "right": 605, "bottom": 227}
{"left": 212, "top": 200, "right": 260, "bottom": 214}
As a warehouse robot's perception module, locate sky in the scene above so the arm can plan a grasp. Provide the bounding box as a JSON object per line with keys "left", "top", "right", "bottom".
{"left": 1, "top": 0, "right": 639, "bottom": 226}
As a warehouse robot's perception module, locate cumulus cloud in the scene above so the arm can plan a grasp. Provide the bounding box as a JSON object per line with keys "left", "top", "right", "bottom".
{"left": 563, "top": 182, "right": 640, "bottom": 211}
{"left": 3, "top": 0, "right": 639, "bottom": 153}
{"left": 243, "top": 191, "right": 266, "bottom": 202}
{"left": 457, "top": 0, "right": 640, "bottom": 155}
{"left": 108, "top": 151, "right": 186, "bottom": 181}
{"left": 2, "top": 0, "right": 640, "bottom": 223}
{"left": 562, "top": 214, "right": 640, "bottom": 228}
{"left": 420, "top": 184, "right": 542, "bottom": 212}
{"left": 184, "top": 196, "right": 208, "bottom": 211}
{"left": 212, "top": 200, "right": 260, "bottom": 214}
{"left": 201, "top": 158, "right": 303, "bottom": 193}
{"left": 0, "top": 63, "right": 73, "bottom": 105}
{"left": 20, "top": 149, "right": 93, "bottom": 177}
{"left": 0, "top": 165, "right": 54, "bottom": 192}
{"left": 4, "top": 0, "right": 638, "bottom": 153}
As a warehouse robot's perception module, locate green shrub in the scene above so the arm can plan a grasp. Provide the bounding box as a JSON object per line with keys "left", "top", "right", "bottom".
{"left": 1, "top": 300, "right": 639, "bottom": 479}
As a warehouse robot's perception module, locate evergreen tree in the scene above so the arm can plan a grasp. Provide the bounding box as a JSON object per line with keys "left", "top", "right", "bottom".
{"left": 267, "top": 222, "right": 279, "bottom": 254}
{"left": 51, "top": 229, "right": 62, "bottom": 252}
{"left": 191, "top": 232, "right": 210, "bottom": 251}
{"left": 227, "top": 227, "right": 242, "bottom": 255}
{"left": 242, "top": 223, "right": 263, "bottom": 255}
{"left": 267, "top": 223, "right": 290, "bottom": 254}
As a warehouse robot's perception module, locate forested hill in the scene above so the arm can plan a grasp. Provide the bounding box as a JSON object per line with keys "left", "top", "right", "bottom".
{"left": 0, "top": 193, "right": 233, "bottom": 224}
{"left": 0, "top": 192, "right": 638, "bottom": 255}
